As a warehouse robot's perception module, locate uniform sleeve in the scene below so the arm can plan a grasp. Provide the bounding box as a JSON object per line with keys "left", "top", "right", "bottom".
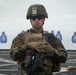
{"left": 51, "top": 37, "right": 67, "bottom": 63}
{"left": 10, "top": 32, "right": 26, "bottom": 61}
{"left": 44, "top": 33, "right": 67, "bottom": 63}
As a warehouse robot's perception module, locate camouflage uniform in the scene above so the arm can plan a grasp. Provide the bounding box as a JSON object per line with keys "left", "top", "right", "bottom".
{"left": 10, "top": 4, "right": 67, "bottom": 75}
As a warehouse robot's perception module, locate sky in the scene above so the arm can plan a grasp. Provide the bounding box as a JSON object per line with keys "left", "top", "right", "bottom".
{"left": 0, "top": 0, "right": 76, "bottom": 49}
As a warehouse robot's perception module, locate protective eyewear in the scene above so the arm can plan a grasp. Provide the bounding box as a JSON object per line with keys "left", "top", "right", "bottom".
{"left": 30, "top": 16, "right": 43, "bottom": 20}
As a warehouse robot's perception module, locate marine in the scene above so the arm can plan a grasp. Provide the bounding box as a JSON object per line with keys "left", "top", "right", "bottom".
{"left": 10, "top": 4, "right": 67, "bottom": 75}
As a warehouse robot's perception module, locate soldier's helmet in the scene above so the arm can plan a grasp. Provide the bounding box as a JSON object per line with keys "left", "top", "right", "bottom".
{"left": 26, "top": 4, "right": 48, "bottom": 19}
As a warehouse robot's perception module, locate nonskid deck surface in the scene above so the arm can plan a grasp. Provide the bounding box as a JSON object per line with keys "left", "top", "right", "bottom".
{"left": 0, "top": 50, "right": 76, "bottom": 75}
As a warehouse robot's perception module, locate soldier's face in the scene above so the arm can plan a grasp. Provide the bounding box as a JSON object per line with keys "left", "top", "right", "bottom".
{"left": 30, "top": 16, "right": 45, "bottom": 30}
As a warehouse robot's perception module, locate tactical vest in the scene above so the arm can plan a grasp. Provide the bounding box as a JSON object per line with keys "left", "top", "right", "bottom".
{"left": 22, "top": 30, "right": 61, "bottom": 72}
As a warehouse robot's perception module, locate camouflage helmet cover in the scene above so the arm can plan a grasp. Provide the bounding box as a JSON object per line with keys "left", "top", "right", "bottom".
{"left": 26, "top": 4, "right": 48, "bottom": 19}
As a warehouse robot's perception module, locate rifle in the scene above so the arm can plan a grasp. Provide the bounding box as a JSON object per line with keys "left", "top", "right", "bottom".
{"left": 24, "top": 49, "right": 35, "bottom": 68}
{"left": 27, "top": 52, "right": 45, "bottom": 75}
{"left": 25, "top": 49, "right": 54, "bottom": 75}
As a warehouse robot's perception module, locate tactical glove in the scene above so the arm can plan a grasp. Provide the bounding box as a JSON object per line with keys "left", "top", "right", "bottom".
{"left": 27, "top": 41, "right": 55, "bottom": 53}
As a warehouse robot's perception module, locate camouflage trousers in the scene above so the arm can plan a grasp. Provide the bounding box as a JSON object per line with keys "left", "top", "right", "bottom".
{"left": 20, "top": 69, "right": 53, "bottom": 75}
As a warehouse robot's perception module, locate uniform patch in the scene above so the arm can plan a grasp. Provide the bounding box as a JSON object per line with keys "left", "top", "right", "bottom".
{"left": 32, "top": 7, "right": 37, "bottom": 15}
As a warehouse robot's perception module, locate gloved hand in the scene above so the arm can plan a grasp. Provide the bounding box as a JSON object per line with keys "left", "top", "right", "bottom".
{"left": 27, "top": 41, "right": 55, "bottom": 53}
